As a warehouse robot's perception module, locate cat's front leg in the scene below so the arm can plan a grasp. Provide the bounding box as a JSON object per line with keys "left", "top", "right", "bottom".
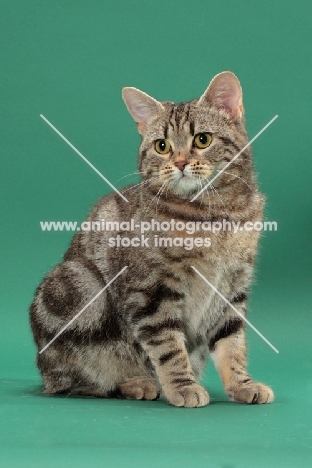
{"left": 139, "top": 325, "right": 209, "bottom": 407}
{"left": 131, "top": 298, "right": 209, "bottom": 408}
{"left": 209, "top": 296, "right": 274, "bottom": 404}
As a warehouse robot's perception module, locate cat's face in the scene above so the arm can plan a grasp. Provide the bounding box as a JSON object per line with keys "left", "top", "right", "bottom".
{"left": 123, "top": 72, "right": 250, "bottom": 201}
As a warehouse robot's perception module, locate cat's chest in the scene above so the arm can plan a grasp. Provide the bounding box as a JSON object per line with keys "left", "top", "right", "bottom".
{"left": 186, "top": 263, "right": 227, "bottom": 337}
{"left": 163, "top": 231, "right": 252, "bottom": 342}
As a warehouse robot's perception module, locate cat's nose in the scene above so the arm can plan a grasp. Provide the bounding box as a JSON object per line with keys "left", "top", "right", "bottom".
{"left": 175, "top": 161, "right": 187, "bottom": 171}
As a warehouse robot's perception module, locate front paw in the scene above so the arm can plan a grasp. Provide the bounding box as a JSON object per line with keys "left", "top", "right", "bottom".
{"left": 165, "top": 383, "right": 210, "bottom": 408}
{"left": 227, "top": 382, "right": 274, "bottom": 404}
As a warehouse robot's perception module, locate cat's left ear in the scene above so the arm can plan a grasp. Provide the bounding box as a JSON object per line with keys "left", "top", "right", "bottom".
{"left": 197, "top": 71, "right": 244, "bottom": 120}
{"left": 122, "top": 87, "right": 165, "bottom": 135}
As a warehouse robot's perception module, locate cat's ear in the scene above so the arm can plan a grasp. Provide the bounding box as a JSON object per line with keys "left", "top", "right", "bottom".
{"left": 197, "top": 71, "right": 244, "bottom": 120}
{"left": 122, "top": 87, "right": 165, "bottom": 135}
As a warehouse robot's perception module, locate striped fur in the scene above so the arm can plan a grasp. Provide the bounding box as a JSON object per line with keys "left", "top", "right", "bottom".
{"left": 30, "top": 72, "right": 273, "bottom": 407}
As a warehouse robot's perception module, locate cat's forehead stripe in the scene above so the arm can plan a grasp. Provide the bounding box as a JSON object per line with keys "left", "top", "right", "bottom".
{"left": 167, "top": 102, "right": 194, "bottom": 135}
{"left": 189, "top": 120, "right": 195, "bottom": 136}
{"left": 168, "top": 106, "right": 175, "bottom": 131}
{"left": 163, "top": 123, "right": 168, "bottom": 140}
{"left": 174, "top": 103, "right": 186, "bottom": 129}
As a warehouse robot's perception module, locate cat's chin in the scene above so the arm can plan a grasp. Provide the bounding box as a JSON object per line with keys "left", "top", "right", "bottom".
{"left": 169, "top": 176, "right": 200, "bottom": 198}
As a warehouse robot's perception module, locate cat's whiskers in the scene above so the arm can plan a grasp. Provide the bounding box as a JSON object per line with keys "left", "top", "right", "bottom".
{"left": 165, "top": 178, "right": 171, "bottom": 200}
{"left": 123, "top": 175, "right": 160, "bottom": 194}
{"left": 210, "top": 183, "right": 230, "bottom": 217}
{"left": 115, "top": 171, "right": 145, "bottom": 183}
{"left": 155, "top": 179, "right": 170, "bottom": 220}
{"left": 201, "top": 175, "right": 225, "bottom": 214}
{"left": 163, "top": 175, "right": 175, "bottom": 200}
{"left": 204, "top": 184, "right": 212, "bottom": 218}
{"left": 197, "top": 176, "right": 205, "bottom": 208}
{"left": 216, "top": 170, "right": 253, "bottom": 191}
{"left": 143, "top": 179, "right": 168, "bottom": 218}
{"left": 200, "top": 176, "right": 214, "bottom": 216}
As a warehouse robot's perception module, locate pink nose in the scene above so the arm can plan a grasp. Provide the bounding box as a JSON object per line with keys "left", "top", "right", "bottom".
{"left": 175, "top": 161, "right": 187, "bottom": 171}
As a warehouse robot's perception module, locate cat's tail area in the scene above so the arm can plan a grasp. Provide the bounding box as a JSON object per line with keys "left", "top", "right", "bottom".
{"left": 43, "top": 385, "right": 112, "bottom": 398}
{"left": 41, "top": 369, "right": 113, "bottom": 398}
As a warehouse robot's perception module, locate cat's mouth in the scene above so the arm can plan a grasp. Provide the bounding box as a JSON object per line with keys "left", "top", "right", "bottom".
{"left": 168, "top": 165, "right": 218, "bottom": 196}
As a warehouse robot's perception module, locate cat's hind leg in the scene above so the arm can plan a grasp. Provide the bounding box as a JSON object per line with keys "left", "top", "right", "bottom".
{"left": 31, "top": 260, "right": 119, "bottom": 395}
{"left": 31, "top": 260, "right": 163, "bottom": 400}
{"left": 116, "top": 377, "right": 160, "bottom": 401}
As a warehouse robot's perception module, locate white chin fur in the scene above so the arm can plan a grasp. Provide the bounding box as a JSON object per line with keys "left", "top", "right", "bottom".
{"left": 170, "top": 176, "right": 200, "bottom": 196}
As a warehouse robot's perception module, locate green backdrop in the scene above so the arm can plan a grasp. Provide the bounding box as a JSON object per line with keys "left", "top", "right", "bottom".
{"left": 1, "top": 1, "right": 311, "bottom": 466}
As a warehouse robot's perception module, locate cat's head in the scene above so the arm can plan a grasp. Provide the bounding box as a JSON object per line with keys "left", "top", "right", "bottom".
{"left": 122, "top": 72, "right": 252, "bottom": 201}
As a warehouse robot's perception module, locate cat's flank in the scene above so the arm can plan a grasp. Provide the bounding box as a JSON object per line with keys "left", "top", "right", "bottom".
{"left": 30, "top": 71, "right": 274, "bottom": 407}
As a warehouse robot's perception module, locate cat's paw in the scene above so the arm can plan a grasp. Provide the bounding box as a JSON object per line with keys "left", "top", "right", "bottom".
{"left": 117, "top": 378, "right": 160, "bottom": 401}
{"left": 227, "top": 382, "right": 274, "bottom": 404}
{"left": 165, "top": 383, "right": 210, "bottom": 408}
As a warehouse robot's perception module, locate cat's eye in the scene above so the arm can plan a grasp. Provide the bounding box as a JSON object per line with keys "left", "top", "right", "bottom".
{"left": 155, "top": 139, "right": 171, "bottom": 155}
{"left": 193, "top": 133, "right": 212, "bottom": 149}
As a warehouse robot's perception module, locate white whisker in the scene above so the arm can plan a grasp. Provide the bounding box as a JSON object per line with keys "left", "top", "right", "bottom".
{"left": 204, "top": 183, "right": 212, "bottom": 217}
{"left": 143, "top": 179, "right": 168, "bottom": 218}
{"left": 210, "top": 183, "right": 230, "bottom": 217}
{"left": 123, "top": 175, "right": 159, "bottom": 194}
{"left": 216, "top": 170, "right": 253, "bottom": 191}
{"left": 115, "top": 171, "right": 145, "bottom": 183}
{"left": 155, "top": 179, "right": 170, "bottom": 220}
{"left": 197, "top": 176, "right": 204, "bottom": 208}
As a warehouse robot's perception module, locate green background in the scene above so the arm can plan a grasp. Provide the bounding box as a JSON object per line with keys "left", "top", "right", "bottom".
{"left": 1, "top": 0, "right": 311, "bottom": 466}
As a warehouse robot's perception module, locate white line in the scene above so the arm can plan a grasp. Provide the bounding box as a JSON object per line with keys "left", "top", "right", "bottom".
{"left": 191, "top": 266, "right": 279, "bottom": 353}
{"left": 190, "top": 115, "right": 278, "bottom": 202}
{"left": 39, "top": 266, "right": 128, "bottom": 354}
{"left": 40, "top": 114, "right": 129, "bottom": 203}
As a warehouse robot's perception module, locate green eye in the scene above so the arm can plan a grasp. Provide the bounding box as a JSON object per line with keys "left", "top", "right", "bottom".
{"left": 193, "top": 133, "right": 212, "bottom": 149}
{"left": 155, "top": 139, "right": 171, "bottom": 155}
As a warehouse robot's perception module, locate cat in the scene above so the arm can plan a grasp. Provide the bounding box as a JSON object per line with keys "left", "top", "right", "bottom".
{"left": 30, "top": 71, "right": 274, "bottom": 407}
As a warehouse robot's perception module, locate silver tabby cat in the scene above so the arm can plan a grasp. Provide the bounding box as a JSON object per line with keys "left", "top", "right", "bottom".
{"left": 30, "top": 71, "right": 274, "bottom": 407}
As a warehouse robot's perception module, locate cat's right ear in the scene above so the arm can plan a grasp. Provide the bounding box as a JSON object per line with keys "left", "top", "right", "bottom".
{"left": 122, "top": 87, "right": 164, "bottom": 135}
{"left": 197, "top": 71, "right": 244, "bottom": 121}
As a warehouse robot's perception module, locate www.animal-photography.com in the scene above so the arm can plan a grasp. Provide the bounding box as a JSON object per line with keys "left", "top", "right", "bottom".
{"left": 1, "top": 1, "right": 311, "bottom": 467}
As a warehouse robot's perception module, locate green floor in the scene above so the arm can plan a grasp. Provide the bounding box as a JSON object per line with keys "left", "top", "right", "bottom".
{"left": 1, "top": 286, "right": 311, "bottom": 467}
{"left": 0, "top": 376, "right": 310, "bottom": 468}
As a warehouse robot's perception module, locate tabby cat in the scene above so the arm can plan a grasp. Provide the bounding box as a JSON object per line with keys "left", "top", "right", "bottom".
{"left": 30, "top": 71, "right": 274, "bottom": 407}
